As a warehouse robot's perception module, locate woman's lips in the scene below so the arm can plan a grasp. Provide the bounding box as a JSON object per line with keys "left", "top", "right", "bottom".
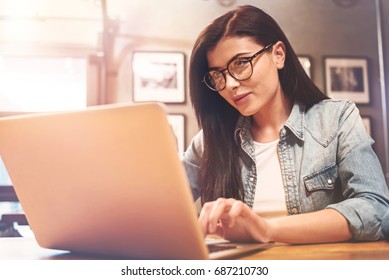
{"left": 232, "top": 92, "right": 251, "bottom": 105}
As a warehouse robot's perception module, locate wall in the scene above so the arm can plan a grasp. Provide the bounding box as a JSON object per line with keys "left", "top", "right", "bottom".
{"left": 380, "top": 0, "right": 389, "bottom": 183}
{"left": 103, "top": 0, "right": 388, "bottom": 179}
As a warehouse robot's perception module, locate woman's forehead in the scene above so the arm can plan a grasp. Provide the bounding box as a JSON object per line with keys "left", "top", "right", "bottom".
{"left": 206, "top": 37, "right": 263, "bottom": 68}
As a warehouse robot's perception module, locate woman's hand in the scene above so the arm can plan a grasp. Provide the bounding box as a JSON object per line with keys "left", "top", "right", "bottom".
{"left": 199, "top": 198, "right": 272, "bottom": 243}
{"left": 199, "top": 198, "right": 353, "bottom": 244}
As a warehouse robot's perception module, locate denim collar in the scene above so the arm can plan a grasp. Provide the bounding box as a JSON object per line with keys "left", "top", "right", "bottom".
{"left": 284, "top": 102, "right": 305, "bottom": 141}
{"left": 234, "top": 102, "right": 305, "bottom": 143}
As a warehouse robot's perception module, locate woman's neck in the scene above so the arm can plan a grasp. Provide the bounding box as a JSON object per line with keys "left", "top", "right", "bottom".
{"left": 250, "top": 95, "right": 292, "bottom": 143}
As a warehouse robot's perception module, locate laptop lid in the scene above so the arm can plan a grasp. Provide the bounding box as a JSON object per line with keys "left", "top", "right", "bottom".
{"left": 0, "top": 102, "right": 270, "bottom": 259}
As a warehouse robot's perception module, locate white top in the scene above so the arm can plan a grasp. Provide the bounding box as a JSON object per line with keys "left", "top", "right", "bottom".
{"left": 252, "top": 139, "right": 288, "bottom": 218}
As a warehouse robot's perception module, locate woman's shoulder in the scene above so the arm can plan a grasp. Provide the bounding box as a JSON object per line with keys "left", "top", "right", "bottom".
{"left": 303, "top": 99, "right": 359, "bottom": 138}
{"left": 306, "top": 98, "right": 357, "bottom": 119}
{"left": 311, "top": 98, "right": 354, "bottom": 109}
{"left": 184, "top": 130, "right": 204, "bottom": 160}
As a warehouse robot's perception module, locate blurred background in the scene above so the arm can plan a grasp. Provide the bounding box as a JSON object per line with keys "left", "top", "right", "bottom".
{"left": 0, "top": 0, "right": 388, "bottom": 198}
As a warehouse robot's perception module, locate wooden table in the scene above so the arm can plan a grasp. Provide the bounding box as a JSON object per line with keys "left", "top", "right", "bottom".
{"left": 1, "top": 236, "right": 389, "bottom": 260}
{"left": 239, "top": 240, "right": 389, "bottom": 260}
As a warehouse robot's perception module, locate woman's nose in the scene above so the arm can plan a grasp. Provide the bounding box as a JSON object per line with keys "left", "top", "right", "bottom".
{"left": 224, "top": 72, "right": 241, "bottom": 89}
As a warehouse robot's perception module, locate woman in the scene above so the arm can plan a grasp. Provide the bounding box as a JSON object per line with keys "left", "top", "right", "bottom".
{"left": 183, "top": 5, "right": 389, "bottom": 244}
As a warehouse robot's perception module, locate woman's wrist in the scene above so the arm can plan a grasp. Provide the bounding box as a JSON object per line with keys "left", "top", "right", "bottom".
{"left": 252, "top": 215, "right": 274, "bottom": 243}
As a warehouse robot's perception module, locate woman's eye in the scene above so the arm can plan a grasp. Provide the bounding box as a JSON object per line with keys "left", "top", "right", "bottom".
{"left": 211, "top": 71, "right": 223, "bottom": 79}
{"left": 232, "top": 59, "right": 249, "bottom": 69}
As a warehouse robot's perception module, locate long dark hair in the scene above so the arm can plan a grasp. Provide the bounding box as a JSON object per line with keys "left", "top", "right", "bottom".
{"left": 189, "top": 5, "right": 328, "bottom": 205}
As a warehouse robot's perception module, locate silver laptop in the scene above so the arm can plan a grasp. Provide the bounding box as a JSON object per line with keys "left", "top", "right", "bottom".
{"left": 0, "top": 102, "right": 271, "bottom": 259}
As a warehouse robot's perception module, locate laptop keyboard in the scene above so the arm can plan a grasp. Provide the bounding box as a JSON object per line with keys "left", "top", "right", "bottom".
{"left": 207, "top": 243, "right": 238, "bottom": 253}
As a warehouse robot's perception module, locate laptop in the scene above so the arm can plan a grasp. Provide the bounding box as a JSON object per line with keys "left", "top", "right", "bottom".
{"left": 0, "top": 102, "right": 272, "bottom": 259}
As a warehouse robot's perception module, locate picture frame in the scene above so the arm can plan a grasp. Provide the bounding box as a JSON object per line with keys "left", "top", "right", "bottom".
{"left": 362, "top": 117, "right": 372, "bottom": 136}
{"left": 167, "top": 114, "right": 185, "bottom": 155}
{"left": 298, "top": 56, "right": 312, "bottom": 78}
{"left": 132, "top": 51, "right": 185, "bottom": 103}
{"left": 324, "top": 57, "right": 369, "bottom": 104}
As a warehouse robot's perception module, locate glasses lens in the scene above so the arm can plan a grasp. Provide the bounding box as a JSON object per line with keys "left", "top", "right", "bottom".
{"left": 229, "top": 58, "right": 252, "bottom": 80}
{"left": 204, "top": 71, "right": 225, "bottom": 91}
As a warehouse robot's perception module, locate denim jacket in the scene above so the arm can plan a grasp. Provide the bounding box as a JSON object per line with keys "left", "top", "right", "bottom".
{"left": 183, "top": 99, "right": 389, "bottom": 241}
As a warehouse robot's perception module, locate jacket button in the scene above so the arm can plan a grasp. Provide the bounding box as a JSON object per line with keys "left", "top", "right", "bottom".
{"left": 327, "top": 179, "right": 333, "bottom": 184}
{"left": 291, "top": 208, "right": 298, "bottom": 214}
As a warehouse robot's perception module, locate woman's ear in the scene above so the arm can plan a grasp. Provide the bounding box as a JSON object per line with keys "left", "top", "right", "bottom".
{"left": 272, "top": 41, "right": 286, "bottom": 69}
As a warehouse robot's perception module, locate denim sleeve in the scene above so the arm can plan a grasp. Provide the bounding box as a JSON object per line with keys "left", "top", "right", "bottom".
{"left": 326, "top": 101, "right": 389, "bottom": 240}
{"left": 182, "top": 130, "right": 204, "bottom": 201}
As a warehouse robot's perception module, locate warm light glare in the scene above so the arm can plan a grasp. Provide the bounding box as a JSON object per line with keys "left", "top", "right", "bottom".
{"left": 0, "top": 56, "right": 87, "bottom": 112}
{"left": 0, "top": 0, "right": 38, "bottom": 17}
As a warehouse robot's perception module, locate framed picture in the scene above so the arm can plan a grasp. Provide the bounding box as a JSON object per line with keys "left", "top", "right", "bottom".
{"left": 324, "top": 57, "right": 369, "bottom": 103}
{"left": 132, "top": 51, "right": 185, "bottom": 103}
{"left": 362, "top": 117, "right": 372, "bottom": 136}
{"left": 167, "top": 114, "right": 185, "bottom": 155}
{"left": 298, "top": 56, "right": 312, "bottom": 78}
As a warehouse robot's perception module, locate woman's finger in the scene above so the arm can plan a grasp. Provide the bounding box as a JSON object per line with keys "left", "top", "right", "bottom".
{"left": 198, "top": 201, "right": 215, "bottom": 235}
{"left": 207, "top": 198, "right": 236, "bottom": 232}
{"left": 227, "top": 200, "right": 248, "bottom": 228}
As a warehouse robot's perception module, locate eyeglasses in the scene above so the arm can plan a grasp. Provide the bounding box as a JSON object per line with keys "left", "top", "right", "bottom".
{"left": 203, "top": 43, "right": 274, "bottom": 92}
